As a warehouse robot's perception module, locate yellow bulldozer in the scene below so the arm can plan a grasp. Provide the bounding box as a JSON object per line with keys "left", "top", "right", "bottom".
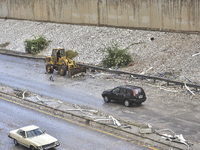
{"left": 45, "top": 48, "right": 86, "bottom": 77}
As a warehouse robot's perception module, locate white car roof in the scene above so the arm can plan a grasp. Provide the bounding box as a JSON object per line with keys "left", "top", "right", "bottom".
{"left": 20, "top": 125, "right": 39, "bottom": 131}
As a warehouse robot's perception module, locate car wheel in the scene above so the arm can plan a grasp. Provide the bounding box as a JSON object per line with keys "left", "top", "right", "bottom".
{"left": 14, "top": 139, "right": 19, "bottom": 146}
{"left": 104, "top": 96, "right": 110, "bottom": 103}
{"left": 30, "top": 146, "right": 36, "bottom": 150}
{"left": 124, "top": 100, "right": 130, "bottom": 107}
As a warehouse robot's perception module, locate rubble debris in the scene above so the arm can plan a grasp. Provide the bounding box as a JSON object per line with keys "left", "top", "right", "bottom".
{"left": 114, "top": 66, "right": 119, "bottom": 71}
{"left": 140, "top": 67, "right": 153, "bottom": 75}
{"left": 22, "top": 91, "right": 27, "bottom": 99}
{"left": 192, "top": 52, "right": 200, "bottom": 57}
{"left": 90, "top": 69, "right": 96, "bottom": 72}
{"left": 36, "top": 95, "right": 54, "bottom": 104}
{"left": 109, "top": 115, "right": 121, "bottom": 126}
{"left": 159, "top": 86, "right": 177, "bottom": 93}
{"left": 157, "top": 71, "right": 179, "bottom": 79}
{"left": 14, "top": 89, "right": 23, "bottom": 97}
{"left": 139, "top": 124, "right": 154, "bottom": 134}
{"left": 156, "top": 129, "right": 192, "bottom": 149}
{"left": 184, "top": 76, "right": 193, "bottom": 82}
{"left": 36, "top": 95, "right": 43, "bottom": 103}
{"left": 14, "top": 89, "right": 30, "bottom": 98}
{"left": 122, "top": 125, "right": 132, "bottom": 129}
{"left": 94, "top": 115, "right": 121, "bottom": 126}
{"left": 93, "top": 118, "right": 112, "bottom": 122}
{"left": 184, "top": 83, "right": 195, "bottom": 96}
{"left": 157, "top": 72, "right": 166, "bottom": 77}
{"left": 66, "top": 104, "right": 98, "bottom": 117}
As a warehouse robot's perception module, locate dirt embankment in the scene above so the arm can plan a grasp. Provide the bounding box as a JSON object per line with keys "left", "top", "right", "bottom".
{"left": 0, "top": 18, "right": 199, "bottom": 83}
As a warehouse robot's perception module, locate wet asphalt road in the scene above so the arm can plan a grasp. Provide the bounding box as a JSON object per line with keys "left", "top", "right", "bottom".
{"left": 0, "top": 97, "right": 150, "bottom": 150}
{"left": 0, "top": 54, "right": 200, "bottom": 145}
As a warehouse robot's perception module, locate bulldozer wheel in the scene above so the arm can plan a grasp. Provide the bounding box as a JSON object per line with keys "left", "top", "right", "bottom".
{"left": 46, "top": 64, "right": 52, "bottom": 73}
{"left": 59, "top": 65, "right": 67, "bottom": 76}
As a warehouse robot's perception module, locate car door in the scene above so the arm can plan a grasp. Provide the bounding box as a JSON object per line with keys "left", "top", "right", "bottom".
{"left": 17, "top": 130, "right": 29, "bottom": 148}
{"left": 118, "top": 88, "right": 127, "bottom": 102}
{"left": 109, "top": 87, "right": 121, "bottom": 101}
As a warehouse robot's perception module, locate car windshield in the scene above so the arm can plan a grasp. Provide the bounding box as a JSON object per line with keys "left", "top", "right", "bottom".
{"left": 26, "top": 128, "right": 44, "bottom": 138}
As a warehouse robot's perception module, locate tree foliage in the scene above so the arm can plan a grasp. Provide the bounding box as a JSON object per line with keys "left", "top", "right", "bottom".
{"left": 24, "top": 35, "right": 51, "bottom": 54}
{"left": 100, "top": 42, "right": 135, "bottom": 68}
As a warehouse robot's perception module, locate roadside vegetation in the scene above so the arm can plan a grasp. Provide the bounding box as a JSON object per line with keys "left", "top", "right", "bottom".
{"left": 24, "top": 35, "right": 51, "bottom": 54}
{"left": 100, "top": 42, "right": 139, "bottom": 68}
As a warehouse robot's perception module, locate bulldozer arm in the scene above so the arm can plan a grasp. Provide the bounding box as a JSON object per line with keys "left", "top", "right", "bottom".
{"left": 68, "top": 66, "right": 86, "bottom": 77}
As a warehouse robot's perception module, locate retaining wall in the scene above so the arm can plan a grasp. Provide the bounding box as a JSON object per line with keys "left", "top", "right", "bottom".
{"left": 0, "top": 0, "right": 199, "bottom": 32}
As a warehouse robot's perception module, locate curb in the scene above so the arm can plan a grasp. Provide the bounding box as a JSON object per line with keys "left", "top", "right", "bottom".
{"left": 0, "top": 49, "right": 45, "bottom": 60}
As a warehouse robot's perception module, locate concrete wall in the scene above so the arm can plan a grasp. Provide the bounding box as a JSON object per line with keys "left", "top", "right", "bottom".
{"left": 0, "top": 0, "right": 200, "bottom": 32}
{"left": 0, "top": 0, "right": 99, "bottom": 24}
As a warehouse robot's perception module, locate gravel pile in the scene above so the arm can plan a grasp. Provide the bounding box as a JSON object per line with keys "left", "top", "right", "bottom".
{"left": 0, "top": 18, "right": 199, "bottom": 83}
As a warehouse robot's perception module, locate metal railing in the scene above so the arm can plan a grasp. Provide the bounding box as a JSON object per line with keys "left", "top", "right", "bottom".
{"left": 78, "top": 63, "right": 200, "bottom": 91}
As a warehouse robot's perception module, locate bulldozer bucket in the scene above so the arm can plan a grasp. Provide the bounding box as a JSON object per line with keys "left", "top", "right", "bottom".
{"left": 68, "top": 66, "right": 87, "bottom": 77}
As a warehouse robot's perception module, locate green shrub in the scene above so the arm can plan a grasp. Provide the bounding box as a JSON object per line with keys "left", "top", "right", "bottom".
{"left": 65, "top": 50, "right": 78, "bottom": 59}
{"left": 100, "top": 42, "right": 134, "bottom": 68}
{"left": 24, "top": 35, "right": 51, "bottom": 54}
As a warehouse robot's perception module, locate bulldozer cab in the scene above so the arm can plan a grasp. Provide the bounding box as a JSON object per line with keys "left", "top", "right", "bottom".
{"left": 51, "top": 48, "right": 65, "bottom": 63}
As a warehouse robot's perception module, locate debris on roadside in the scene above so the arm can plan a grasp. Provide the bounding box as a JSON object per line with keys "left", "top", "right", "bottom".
{"left": 93, "top": 115, "right": 132, "bottom": 128}
{"left": 155, "top": 129, "right": 193, "bottom": 149}
{"left": 157, "top": 70, "right": 179, "bottom": 79}
{"left": 14, "top": 89, "right": 30, "bottom": 98}
{"left": 22, "top": 90, "right": 27, "bottom": 99}
{"left": 94, "top": 115, "right": 121, "bottom": 126}
{"left": 140, "top": 67, "right": 153, "bottom": 75}
{"left": 36, "top": 95, "right": 48, "bottom": 103}
{"left": 66, "top": 104, "right": 98, "bottom": 117}
{"left": 192, "top": 52, "right": 200, "bottom": 57}
{"left": 184, "top": 83, "right": 195, "bottom": 96}
{"left": 159, "top": 86, "right": 178, "bottom": 93}
{"left": 71, "top": 72, "right": 88, "bottom": 78}
{"left": 184, "top": 76, "right": 193, "bottom": 83}
{"left": 139, "top": 123, "right": 154, "bottom": 134}
{"left": 14, "top": 89, "right": 23, "bottom": 97}
{"left": 35, "top": 95, "right": 63, "bottom": 108}
{"left": 109, "top": 115, "right": 121, "bottom": 126}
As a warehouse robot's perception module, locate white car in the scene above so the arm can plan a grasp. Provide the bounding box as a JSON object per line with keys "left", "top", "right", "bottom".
{"left": 8, "top": 125, "right": 60, "bottom": 150}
